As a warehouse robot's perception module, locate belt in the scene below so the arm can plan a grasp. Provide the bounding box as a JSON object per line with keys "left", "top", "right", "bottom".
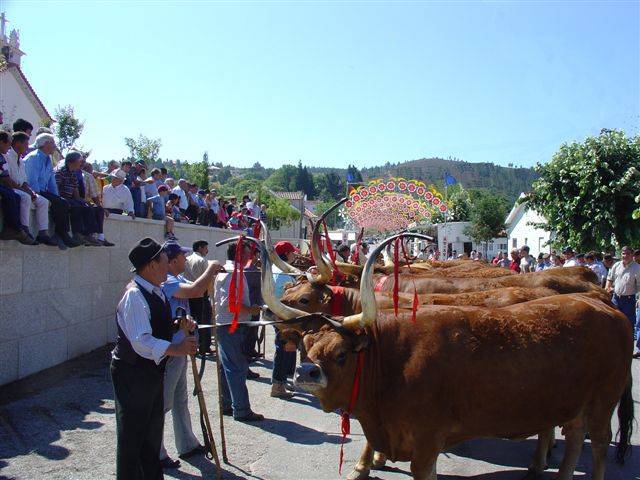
{"left": 613, "top": 294, "right": 636, "bottom": 300}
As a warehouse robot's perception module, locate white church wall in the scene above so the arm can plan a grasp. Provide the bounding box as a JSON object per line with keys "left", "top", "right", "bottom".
{"left": 0, "top": 69, "right": 46, "bottom": 131}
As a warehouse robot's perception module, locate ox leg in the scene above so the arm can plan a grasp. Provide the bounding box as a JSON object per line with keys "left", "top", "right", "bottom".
{"left": 587, "top": 416, "right": 613, "bottom": 480}
{"left": 346, "top": 442, "right": 374, "bottom": 480}
{"left": 372, "top": 451, "right": 387, "bottom": 470}
{"left": 411, "top": 439, "right": 441, "bottom": 480}
{"left": 529, "top": 428, "right": 555, "bottom": 473}
{"left": 556, "top": 421, "right": 585, "bottom": 480}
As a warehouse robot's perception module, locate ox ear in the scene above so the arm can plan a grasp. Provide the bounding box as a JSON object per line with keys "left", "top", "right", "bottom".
{"left": 351, "top": 331, "right": 370, "bottom": 352}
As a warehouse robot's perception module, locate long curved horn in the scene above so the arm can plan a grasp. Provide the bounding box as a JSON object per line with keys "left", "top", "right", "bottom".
{"left": 215, "top": 236, "right": 308, "bottom": 321}
{"left": 341, "top": 232, "right": 433, "bottom": 329}
{"left": 310, "top": 197, "right": 348, "bottom": 284}
{"left": 259, "top": 220, "right": 303, "bottom": 276}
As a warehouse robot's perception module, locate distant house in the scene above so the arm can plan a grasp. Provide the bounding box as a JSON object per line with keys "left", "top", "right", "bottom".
{"left": 505, "top": 193, "right": 553, "bottom": 257}
{"left": 0, "top": 14, "right": 53, "bottom": 130}
{"left": 434, "top": 221, "right": 508, "bottom": 258}
{"left": 269, "top": 190, "right": 307, "bottom": 239}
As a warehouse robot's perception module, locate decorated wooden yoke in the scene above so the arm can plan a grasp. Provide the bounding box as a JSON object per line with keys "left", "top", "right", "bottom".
{"left": 345, "top": 178, "right": 449, "bottom": 231}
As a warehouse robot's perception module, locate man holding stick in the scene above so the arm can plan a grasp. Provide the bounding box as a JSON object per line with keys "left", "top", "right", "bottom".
{"left": 111, "top": 238, "right": 197, "bottom": 480}
{"left": 159, "top": 241, "right": 224, "bottom": 468}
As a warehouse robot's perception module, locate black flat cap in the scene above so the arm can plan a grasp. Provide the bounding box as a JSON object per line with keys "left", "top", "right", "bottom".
{"left": 129, "top": 237, "right": 164, "bottom": 273}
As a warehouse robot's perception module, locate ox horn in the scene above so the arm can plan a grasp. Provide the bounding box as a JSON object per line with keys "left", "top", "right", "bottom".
{"left": 309, "top": 197, "right": 348, "bottom": 284}
{"left": 259, "top": 220, "right": 303, "bottom": 276}
{"left": 215, "top": 236, "right": 308, "bottom": 321}
{"left": 341, "top": 232, "right": 434, "bottom": 329}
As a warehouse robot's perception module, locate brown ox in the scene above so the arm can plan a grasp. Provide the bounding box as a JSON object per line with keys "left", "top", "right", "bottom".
{"left": 263, "top": 235, "right": 633, "bottom": 480}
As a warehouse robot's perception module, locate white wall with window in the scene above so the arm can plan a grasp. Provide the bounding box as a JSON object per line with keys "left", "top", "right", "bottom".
{"left": 435, "top": 221, "right": 506, "bottom": 258}
{"left": 505, "top": 193, "right": 553, "bottom": 257}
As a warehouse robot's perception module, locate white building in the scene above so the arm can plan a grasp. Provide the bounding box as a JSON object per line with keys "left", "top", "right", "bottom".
{"left": 435, "top": 221, "right": 508, "bottom": 258}
{"left": 505, "top": 193, "right": 552, "bottom": 257}
{"left": 0, "top": 13, "right": 52, "bottom": 131}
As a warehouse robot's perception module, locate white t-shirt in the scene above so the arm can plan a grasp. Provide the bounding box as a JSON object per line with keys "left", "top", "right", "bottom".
{"left": 563, "top": 258, "right": 578, "bottom": 267}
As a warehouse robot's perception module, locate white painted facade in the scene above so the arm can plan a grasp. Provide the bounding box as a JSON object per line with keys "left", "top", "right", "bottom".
{"left": 435, "top": 221, "right": 508, "bottom": 258}
{"left": 505, "top": 193, "right": 552, "bottom": 258}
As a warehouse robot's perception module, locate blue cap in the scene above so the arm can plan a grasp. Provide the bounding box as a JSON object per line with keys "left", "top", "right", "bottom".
{"left": 163, "top": 241, "right": 191, "bottom": 259}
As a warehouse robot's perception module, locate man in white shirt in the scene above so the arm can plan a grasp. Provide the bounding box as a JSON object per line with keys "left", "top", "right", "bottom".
{"left": 172, "top": 179, "right": 189, "bottom": 213}
{"left": 4, "top": 131, "right": 56, "bottom": 245}
{"left": 519, "top": 246, "right": 536, "bottom": 273}
{"left": 111, "top": 238, "right": 197, "bottom": 479}
{"left": 562, "top": 247, "right": 579, "bottom": 267}
{"left": 214, "top": 241, "right": 263, "bottom": 421}
{"left": 102, "top": 169, "right": 135, "bottom": 217}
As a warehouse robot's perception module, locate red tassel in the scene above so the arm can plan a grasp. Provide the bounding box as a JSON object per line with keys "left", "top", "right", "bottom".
{"left": 227, "top": 236, "right": 244, "bottom": 333}
{"left": 338, "top": 351, "right": 365, "bottom": 475}
{"left": 400, "top": 239, "right": 419, "bottom": 323}
{"left": 393, "top": 237, "right": 400, "bottom": 317}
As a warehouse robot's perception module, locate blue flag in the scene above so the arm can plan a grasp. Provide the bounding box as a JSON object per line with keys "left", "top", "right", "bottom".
{"left": 346, "top": 172, "right": 355, "bottom": 183}
{"left": 444, "top": 172, "right": 457, "bottom": 186}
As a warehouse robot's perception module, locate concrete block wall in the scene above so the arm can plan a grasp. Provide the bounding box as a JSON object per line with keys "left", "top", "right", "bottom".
{"left": 0, "top": 214, "right": 301, "bottom": 386}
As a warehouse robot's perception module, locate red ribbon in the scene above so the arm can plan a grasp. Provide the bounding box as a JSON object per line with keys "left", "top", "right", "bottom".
{"left": 374, "top": 275, "right": 388, "bottom": 292}
{"left": 227, "top": 236, "right": 245, "bottom": 334}
{"left": 350, "top": 227, "right": 364, "bottom": 264}
{"left": 393, "top": 237, "right": 400, "bottom": 317}
{"left": 329, "top": 285, "right": 345, "bottom": 316}
{"left": 322, "top": 220, "right": 344, "bottom": 285}
{"left": 400, "top": 239, "right": 419, "bottom": 323}
{"left": 339, "top": 350, "right": 365, "bottom": 475}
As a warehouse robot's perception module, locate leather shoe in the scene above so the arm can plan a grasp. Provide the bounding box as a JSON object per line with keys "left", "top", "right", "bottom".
{"left": 235, "top": 411, "right": 264, "bottom": 422}
{"left": 102, "top": 239, "right": 115, "bottom": 246}
{"left": 222, "top": 406, "right": 233, "bottom": 416}
{"left": 160, "top": 457, "right": 180, "bottom": 469}
{"left": 179, "top": 444, "right": 206, "bottom": 459}
{"left": 247, "top": 369, "right": 259, "bottom": 379}
{"left": 36, "top": 234, "right": 59, "bottom": 246}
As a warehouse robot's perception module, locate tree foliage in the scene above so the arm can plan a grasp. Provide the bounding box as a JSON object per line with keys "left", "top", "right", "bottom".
{"left": 54, "top": 105, "right": 84, "bottom": 153}
{"left": 124, "top": 135, "right": 162, "bottom": 164}
{"left": 464, "top": 192, "right": 508, "bottom": 254}
{"left": 528, "top": 129, "right": 640, "bottom": 251}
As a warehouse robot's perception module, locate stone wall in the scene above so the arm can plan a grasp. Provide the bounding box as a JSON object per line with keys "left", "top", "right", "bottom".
{"left": 0, "top": 215, "right": 300, "bottom": 386}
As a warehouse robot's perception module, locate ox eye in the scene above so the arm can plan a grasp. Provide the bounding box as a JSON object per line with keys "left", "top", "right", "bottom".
{"left": 299, "top": 297, "right": 310, "bottom": 305}
{"left": 336, "top": 352, "right": 347, "bottom": 366}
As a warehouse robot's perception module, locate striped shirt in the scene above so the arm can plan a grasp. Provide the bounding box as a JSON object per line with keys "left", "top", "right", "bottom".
{"left": 55, "top": 166, "right": 79, "bottom": 199}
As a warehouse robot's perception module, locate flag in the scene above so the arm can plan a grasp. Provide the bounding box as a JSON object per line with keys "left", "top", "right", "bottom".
{"left": 346, "top": 172, "right": 355, "bottom": 183}
{"left": 444, "top": 172, "right": 457, "bottom": 186}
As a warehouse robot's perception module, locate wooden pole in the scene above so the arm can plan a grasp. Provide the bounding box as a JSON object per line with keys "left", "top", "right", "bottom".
{"left": 212, "top": 332, "right": 228, "bottom": 463}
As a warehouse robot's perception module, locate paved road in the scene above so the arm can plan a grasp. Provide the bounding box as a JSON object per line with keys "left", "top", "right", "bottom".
{"left": 1, "top": 330, "right": 638, "bottom": 480}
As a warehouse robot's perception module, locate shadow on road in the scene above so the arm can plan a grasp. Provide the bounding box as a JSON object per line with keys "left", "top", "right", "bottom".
{"left": 250, "top": 417, "right": 349, "bottom": 445}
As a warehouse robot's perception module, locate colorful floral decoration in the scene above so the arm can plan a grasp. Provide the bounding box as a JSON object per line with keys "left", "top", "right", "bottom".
{"left": 344, "top": 178, "right": 448, "bottom": 231}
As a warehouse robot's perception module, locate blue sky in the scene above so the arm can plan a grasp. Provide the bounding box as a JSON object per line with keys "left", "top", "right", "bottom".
{"left": 7, "top": 1, "right": 639, "bottom": 169}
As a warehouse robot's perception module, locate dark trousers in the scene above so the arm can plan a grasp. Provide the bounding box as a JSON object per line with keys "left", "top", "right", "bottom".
{"left": 272, "top": 328, "right": 296, "bottom": 383}
{"left": 612, "top": 294, "right": 637, "bottom": 345}
{"left": 38, "top": 191, "right": 71, "bottom": 237}
{"left": 111, "top": 359, "right": 164, "bottom": 480}
{"left": 0, "top": 184, "right": 22, "bottom": 230}
{"left": 243, "top": 321, "right": 259, "bottom": 357}
{"left": 185, "top": 205, "right": 199, "bottom": 224}
{"left": 188, "top": 295, "right": 212, "bottom": 353}
{"left": 130, "top": 187, "right": 144, "bottom": 217}
{"left": 67, "top": 198, "right": 97, "bottom": 235}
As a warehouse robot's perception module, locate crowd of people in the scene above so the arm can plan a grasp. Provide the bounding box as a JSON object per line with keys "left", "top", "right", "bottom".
{"left": 0, "top": 118, "right": 268, "bottom": 249}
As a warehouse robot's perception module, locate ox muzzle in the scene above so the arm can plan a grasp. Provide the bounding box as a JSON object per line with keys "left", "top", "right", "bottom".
{"left": 294, "top": 362, "right": 328, "bottom": 393}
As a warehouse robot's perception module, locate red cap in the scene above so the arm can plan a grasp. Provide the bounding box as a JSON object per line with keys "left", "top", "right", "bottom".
{"left": 275, "top": 241, "right": 299, "bottom": 256}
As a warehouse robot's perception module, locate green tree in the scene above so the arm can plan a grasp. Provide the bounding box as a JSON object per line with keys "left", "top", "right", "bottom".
{"left": 124, "top": 135, "right": 162, "bottom": 165}
{"left": 314, "top": 172, "right": 345, "bottom": 201}
{"left": 464, "top": 193, "right": 508, "bottom": 256}
{"left": 528, "top": 129, "right": 640, "bottom": 251}
{"left": 215, "top": 166, "right": 232, "bottom": 184}
{"left": 54, "top": 105, "right": 84, "bottom": 153}
{"left": 187, "top": 161, "right": 209, "bottom": 189}
{"left": 346, "top": 164, "right": 363, "bottom": 183}
{"left": 264, "top": 164, "right": 298, "bottom": 191}
{"left": 313, "top": 199, "right": 343, "bottom": 229}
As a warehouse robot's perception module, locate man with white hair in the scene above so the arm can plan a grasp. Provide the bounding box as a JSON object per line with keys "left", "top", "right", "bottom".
{"left": 172, "top": 179, "right": 189, "bottom": 213}
{"left": 102, "top": 169, "right": 135, "bottom": 216}
{"left": 165, "top": 177, "right": 176, "bottom": 189}
{"left": 24, "top": 133, "right": 81, "bottom": 248}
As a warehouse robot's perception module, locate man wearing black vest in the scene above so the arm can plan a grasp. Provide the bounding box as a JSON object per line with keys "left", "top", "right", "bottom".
{"left": 111, "top": 237, "right": 197, "bottom": 480}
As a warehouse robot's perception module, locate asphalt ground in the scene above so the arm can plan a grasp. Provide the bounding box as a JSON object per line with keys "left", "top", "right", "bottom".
{"left": 0, "top": 330, "right": 638, "bottom": 480}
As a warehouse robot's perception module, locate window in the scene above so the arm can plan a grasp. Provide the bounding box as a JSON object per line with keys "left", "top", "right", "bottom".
{"left": 512, "top": 238, "right": 518, "bottom": 248}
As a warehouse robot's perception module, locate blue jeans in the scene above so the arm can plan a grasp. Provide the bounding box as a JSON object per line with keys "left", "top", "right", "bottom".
{"left": 217, "top": 324, "right": 251, "bottom": 418}
{"left": 612, "top": 294, "right": 639, "bottom": 347}
{"left": 130, "top": 187, "right": 144, "bottom": 217}
{"left": 272, "top": 328, "right": 296, "bottom": 383}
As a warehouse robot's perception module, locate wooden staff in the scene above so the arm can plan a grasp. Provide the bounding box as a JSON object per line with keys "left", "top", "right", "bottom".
{"left": 212, "top": 331, "right": 228, "bottom": 463}
{"left": 179, "top": 312, "right": 222, "bottom": 479}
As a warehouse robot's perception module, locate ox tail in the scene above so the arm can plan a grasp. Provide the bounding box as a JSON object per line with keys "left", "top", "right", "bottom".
{"left": 615, "top": 374, "right": 634, "bottom": 464}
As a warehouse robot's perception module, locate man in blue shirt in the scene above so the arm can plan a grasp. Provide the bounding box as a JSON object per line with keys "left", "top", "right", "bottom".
{"left": 160, "top": 241, "right": 223, "bottom": 468}
{"left": 24, "top": 133, "right": 81, "bottom": 248}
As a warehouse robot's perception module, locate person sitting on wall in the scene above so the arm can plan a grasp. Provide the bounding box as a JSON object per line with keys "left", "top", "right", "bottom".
{"left": 103, "top": 169, "right": 135, "bottom": 217}
{"left": 4, "top": 131, "right": 58, "bottom": 246}
{"left": 0, "top": 130, "right": 34, "bottom": 244}
{"left": 147, "top": 184, "right": 177, "bottom": 240}
{"left": 54, "top": 152, "right": 104, "bottom": 246}
{"left": 80, "top": 158, "right": 114, "bottom": 246}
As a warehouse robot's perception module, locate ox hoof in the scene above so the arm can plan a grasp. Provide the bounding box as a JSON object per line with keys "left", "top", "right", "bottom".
{"left": 346, "top": 467, "right": 370, "bottom": 480}
{"left": 372, "top": 452, "right": 387, "bottom": 470}
{"left": 520, "top": 468, "right": 543, "bottom": 480}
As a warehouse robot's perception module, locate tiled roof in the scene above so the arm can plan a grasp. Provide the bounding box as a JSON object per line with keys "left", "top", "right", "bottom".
{"left": 272, "top": 191, "right": 305, "bottom": 200}
{"left": 0, "top": 63, "right": 53, "bottom": 122}
{"left": 304, "top": 208, "right": 318, "bottom": 218}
